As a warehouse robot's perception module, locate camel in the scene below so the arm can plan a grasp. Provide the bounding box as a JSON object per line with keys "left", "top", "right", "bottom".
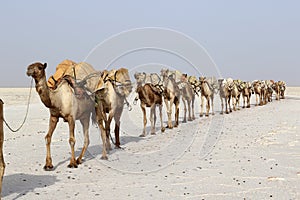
{"left": 0, "top": 99, "right": 5, "bottom": 198}
{"left": 278, "top": 81, "right": 286, "bottom": 99}
{"left": 26, "top": 62, "right": 98, "bottom": 170}
{"left": 241, "top": 81, "right": 252, "bottom": 108}
{"left": 180, "top": 74, "right": 195, "bottom": 122}
{"left": 199, "top": 76, "right": 215, "bottom": 117}
{"left": 272, "top": 81, "right": 280, "bottom": 100}
{"left": 95, "top": 68, "right": 132, "bottom": 160}
{"left": 265, "top": 80, "right": 274, "bottom": 102}
{"left": 218, "top": 78, "right": 233, "bottom": 114}
{"left": 252, "top": 80, "right": 266, "bottom": 106}
{"left": 188, "top": 75, "right": 200, "bottom": 96}
{"left": 160, "top": 69, "right": 180, "bottom": 129}
{"left": 134, "top": 72, "right": 165, "bottom": 136}
{"left": 231, "top": 80, "right": 244, "bottom": 111}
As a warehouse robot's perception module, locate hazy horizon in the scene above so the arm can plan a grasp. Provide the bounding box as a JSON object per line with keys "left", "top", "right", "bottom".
{"left": 1, "top": 1, "right": 300, "bottom": 87}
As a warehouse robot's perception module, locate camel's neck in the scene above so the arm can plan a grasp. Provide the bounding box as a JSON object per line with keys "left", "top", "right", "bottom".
{"left": 34, "top": 76, "right": 53, "bottom": 108}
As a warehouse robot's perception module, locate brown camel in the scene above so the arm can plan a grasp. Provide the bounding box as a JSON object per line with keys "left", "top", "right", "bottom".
{"left": 26, "top": 62, "right": 98, "bottom": 170}
{"left": 134, "top": 72, "right": 165, "bottom": 136}
{"left": 0, "top": 100, "right": 5, "bottom": 198}
{"left": 95, "top": 68, "right": 132, "bottom": 160}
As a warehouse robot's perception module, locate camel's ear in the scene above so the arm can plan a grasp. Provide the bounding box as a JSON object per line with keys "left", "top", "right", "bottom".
{"left": 43, "top": 63, "right": 47, "bottom": 69}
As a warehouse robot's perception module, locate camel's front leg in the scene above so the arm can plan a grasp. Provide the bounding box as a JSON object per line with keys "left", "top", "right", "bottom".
{"left": 182, "top": 97, "right": 187, "bottom": 123}
{"left": 228, "top": 96, "right": 232, "bottom": 113}
{"left": 164, "top": 98, "right": 173, "bottom": 129}
{"left": 95, "top": 104, "right": 108, "bottom": 160}
{"left": 237, "top": 95, "right": 241, "bottom": 110}
{"left": 159, "top": 104, "right": 165, "bottom": 132}
{"left": 140, "top": 102, "right": 147, "bottom": 137}
{"left": 174, "top": 99, "right": 180, "bottom": 127}
{"left": 67, "top": 116, "right": 77, "bottom": 168}
{"left": 232, "top": 96, "right": 237, "bottom": 111}
{"left": 255, "top": 93, "right": 259, "bottom": 106}
{"left": 44, "top": 115, "right": 58, "bottom": 170}
{"left": 206, "top": 97, "right": 210, "bottom": 117}
{"left": 106, "top": 111, "right": 114, "bottom": 150}
{"left": 114, "top": 108, "right": 123, "bottom": 148}
{"left": 187, "top": 100, "right": 192, "bottom": 121}
{"left": 200, "top": 95, "right": 204, "bottom": 117}
{"left": 150, "top": 105, "right": 156, "bottom": 135}
{"left": 191, "top": 98, "right": 195, "bottom": 120}
{"left": 76, "top": 115, "right": 90, "bottom": 165}
{"left": 210, "top": 95, "right": 215, "bottom": 115}
{"left": 220, "top": 96, "right": 224, "bottom": 114}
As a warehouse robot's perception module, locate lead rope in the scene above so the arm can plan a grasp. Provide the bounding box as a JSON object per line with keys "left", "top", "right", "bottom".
{"left": 3, "top": 78, "right": 33, "bottom": 132}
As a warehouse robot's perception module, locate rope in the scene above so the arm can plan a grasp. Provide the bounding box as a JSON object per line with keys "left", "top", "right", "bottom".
{"left": 3, "top": 78, "right": 33, "bottom": 132}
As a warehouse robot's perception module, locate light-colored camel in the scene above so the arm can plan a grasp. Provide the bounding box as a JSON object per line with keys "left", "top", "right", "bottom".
{"left": 180, "top": 77, "right": 195, "bottom": 122}
{"left": 26, "top": 62, "right": 98, "bottom": 170}
{"left": 252, "top": 80, "right": 266, "bottom": 106}
{"left": 0, "top": 99, "right": 5, "bottom": 198}
{"left": 199, "top": 77, "right": 215, "bottom": 117}
{"left": 95, "top": 68, "right": 132, "bottom": 160}
{"left": 161, "top": 69, "right": 180, "bottom": 129}
{"left": 218, "top": 78, "right": 233, "bottom": 114}
{"left": 231, "top": 80, "right": 244, "bottom": 111}
{"left": 241, "top": 81, "right": 252, "bottom": 108}
{"left": 134, "top": 72, "right": 165, "bottom": 136}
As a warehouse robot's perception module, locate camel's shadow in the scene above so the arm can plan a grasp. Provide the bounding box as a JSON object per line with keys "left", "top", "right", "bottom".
{"left": 2, "top": 173, "right": 58, "bottom": 199}
{"left": 53, "top": 135, "right": 145, "bottom": 169}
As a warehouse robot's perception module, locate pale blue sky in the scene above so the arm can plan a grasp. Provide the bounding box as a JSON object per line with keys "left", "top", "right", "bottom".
{"left": 1, "top": 0, "right": 299, "bottom": 87}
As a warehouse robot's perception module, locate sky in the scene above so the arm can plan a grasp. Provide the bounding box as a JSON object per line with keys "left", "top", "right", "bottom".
{"left": 0, "top": 0, "right": 300, "bottom": 87}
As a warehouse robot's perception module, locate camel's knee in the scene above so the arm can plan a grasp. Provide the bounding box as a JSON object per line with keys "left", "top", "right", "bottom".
{"left": 69, "top": 137, "right": 76, "bottom": 146}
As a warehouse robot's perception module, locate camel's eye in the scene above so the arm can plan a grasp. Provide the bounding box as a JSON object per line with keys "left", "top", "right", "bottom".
{"left": 38, "top": 66, "right": 43, "bottom": 70}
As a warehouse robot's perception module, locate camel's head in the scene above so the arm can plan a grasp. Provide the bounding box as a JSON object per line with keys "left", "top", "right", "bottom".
{"left": 160, "top": 68, "right": 169, "bottom": 81}
{"left": 26, "top": 62, "right": 47, "bottom": 80}
{"left": 115, "top": 68, "right": 133, "bottom": 97}
{"left": 278, "top": 81, "right": 286, "bottom": 91}
{"left": 199, "top": 76, "right": 206, "bottom": 84}
{"left": 134, "top": 72, "right": 146, "bottom": 85}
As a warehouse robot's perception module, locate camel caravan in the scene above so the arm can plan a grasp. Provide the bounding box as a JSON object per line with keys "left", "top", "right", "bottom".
{"left": 25, "top": 60, "right": 286, "bottom": 168}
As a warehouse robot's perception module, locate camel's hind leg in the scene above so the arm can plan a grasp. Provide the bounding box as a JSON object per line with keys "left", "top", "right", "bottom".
{"left": 44, "top": 115, "right": 58, "bottom": 170}
{"left": 67, "top": 116, "right": 77, "bottom": 168}
{"left": 76, "top": 115, "right": 90, "bottom": 165}
{"left": 140, "top": 102, "right": 147, "bottom": 137}
{"left": 159, "top": 104, "right": 165, "bottom": 132}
